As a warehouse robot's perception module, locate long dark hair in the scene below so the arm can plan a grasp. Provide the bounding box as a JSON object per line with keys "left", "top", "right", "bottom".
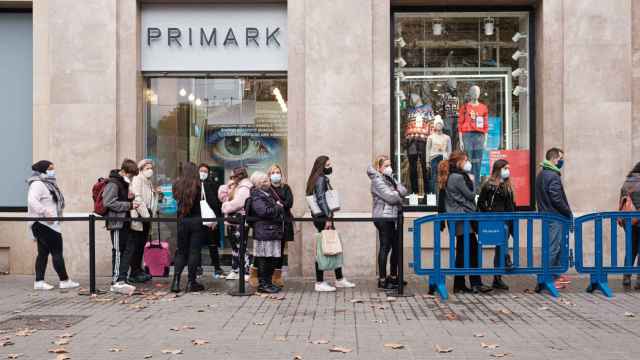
{"left": 488, "top": 159, "right": 513, "bottom": 194}
{"left": 173, "top": 162, "right": 200, "bottom": 217}
{"left": 306, "top": 155, "right": 329, "bottom": 195}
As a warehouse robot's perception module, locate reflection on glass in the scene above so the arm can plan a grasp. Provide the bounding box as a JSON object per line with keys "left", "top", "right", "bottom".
{"left": 394, "top": 12, "right": 531, "bottom": 207}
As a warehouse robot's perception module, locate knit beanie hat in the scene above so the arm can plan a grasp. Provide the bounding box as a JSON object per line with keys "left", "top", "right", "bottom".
{"left": 32, "top": 160, "right": 52, "bottom": 174}
{"left": 138, "top": 158, "right": 154, "bottom": 170}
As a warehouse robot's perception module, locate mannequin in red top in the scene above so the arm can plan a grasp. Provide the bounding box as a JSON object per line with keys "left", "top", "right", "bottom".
{"left": 458, "top": 85, "right": 488, "bottom": 187}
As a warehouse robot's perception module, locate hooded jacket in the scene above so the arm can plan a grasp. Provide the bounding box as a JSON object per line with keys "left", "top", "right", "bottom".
{"left": 367, "top": 165, "right": 407, "bottom": 218}
{"left": 535, "top": 161, "right": 572, "bottom": 219}
{"left": 103, "top": 169, "right": 132, "bottom": 230}
{"left": 219, "top": 177, "right": 253, "bottom": 216}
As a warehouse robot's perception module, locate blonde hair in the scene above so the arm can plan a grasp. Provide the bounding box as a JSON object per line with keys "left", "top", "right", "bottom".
{"left": 373, "top": 155, "right": 389, "bottom": 169}
{"left": 249, "top": 171, "right": 269, "bottom": 189}
{"left": 267, "top": 164, "right": 286, "bottom": 183}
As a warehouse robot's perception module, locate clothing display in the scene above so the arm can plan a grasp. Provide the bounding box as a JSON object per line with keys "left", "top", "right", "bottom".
{"left": 458, "top": 102, "right": 489, "bottom": 134}
{"left": 405, "top": 105, "right": 434, "bottom": 194}
{"left": 441, "top": 92, "right": 460, "bottom": 149}
{"left": 426, "top": 133, "right": 451, "bottom": 161}
{"left": 462, "top": 132, "right": 485, "bottom": 187}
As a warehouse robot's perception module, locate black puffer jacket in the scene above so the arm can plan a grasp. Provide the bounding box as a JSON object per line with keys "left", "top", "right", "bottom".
{"left": 249, "top": 188, "right": 284, "bottom": 242}
{"left": 478, "top": 181, "right": 516, "bottom": 212}
{"left": 535, "top": 166, "right": 572, "bottom": 219}
{"left": 271, "top": 184, "right": 294, "bottom": 241}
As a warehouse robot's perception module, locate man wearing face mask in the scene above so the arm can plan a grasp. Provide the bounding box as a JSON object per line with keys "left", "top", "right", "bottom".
{"left": 103, "top": 159, "right": 139, "bottom": 295}
{"left": 535, "top": 147, "right": 573, "bottom": 288}
{"left": 198, "top": 164, "right": 225, "bottom": 279}
{"left": 128, "top": 159, "right": 158, "bottom": 283}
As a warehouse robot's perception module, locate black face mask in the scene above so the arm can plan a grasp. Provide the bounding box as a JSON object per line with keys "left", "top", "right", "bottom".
{"left": 323, "top": 167, "right": 333, "bottom": 175}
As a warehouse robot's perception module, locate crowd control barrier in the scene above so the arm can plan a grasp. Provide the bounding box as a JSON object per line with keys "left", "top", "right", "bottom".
{"left": 574, "top": 211, "right": 640, "bottom": 297}
{"left": 0, "top": 211, "right": 407, "bottom": 297}
{"left": 412, "top": 212, "right": 572, "bottom": 300}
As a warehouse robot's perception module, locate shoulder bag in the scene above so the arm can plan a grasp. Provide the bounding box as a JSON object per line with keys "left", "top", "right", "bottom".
{"left": 200, "top": 183, "right": 216, "bottom": 227}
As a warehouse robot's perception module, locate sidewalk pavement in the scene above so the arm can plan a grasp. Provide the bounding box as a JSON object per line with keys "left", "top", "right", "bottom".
{"left": 1, "top": 273, "right": 640, "bottom": 360}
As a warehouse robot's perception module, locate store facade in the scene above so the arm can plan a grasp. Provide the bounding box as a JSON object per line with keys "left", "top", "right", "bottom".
{"left": 0, "top": 0, "right": 638, "bottom": 278}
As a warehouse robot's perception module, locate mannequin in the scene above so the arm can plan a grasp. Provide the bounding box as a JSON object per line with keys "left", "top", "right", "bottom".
{"left": 458, "top": 85, "right": 488, "bottom": 187}
{"left": 426, "top": 115, "right": 451, "bottom": 194}
{"left": 405, "top": 103, "right": 433, "bottom": 195}
{"left": 442, "top": 80, "right": 460, "bottom": 149}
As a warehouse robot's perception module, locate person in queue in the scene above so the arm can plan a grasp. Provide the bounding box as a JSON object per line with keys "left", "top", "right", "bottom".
{"left": 128, "top": 159, "right": 157, "bottom": 284}
{"left": 535, "top": 147, "right": 572, "bottom": 289}
{"left": 267, "top": 164, "right": 294, "bottom": 288}
{"left": 198, "top": 163, "right": 226, "bottom": 279}
{"left": 443, "top": 150, "right": 492, "bottom": 294}
{"left": 218, "top": 167, "right": 253, "bottom": 281}
{"left": 477, "top": 159, "right": 515, "bottom": 291}
{"left": 27, "top": 161, "right": 79, "bottom": 291}
{"left": 367, "top": 155, "right": 407, "bottom": 290}
{"left": 171, "top": 162, "right": 206, "bottom": 293}
{"left": 103, "top": 159, "right": 139, "bottom": 295}
{"left": 305, "top": 156, "right": 355, "bottom": 292}
{"left": 619, "top": 161, "right": 640, "bottom": 288}
{"left": 248, "top": 171, "right": 285, "bottom": 293}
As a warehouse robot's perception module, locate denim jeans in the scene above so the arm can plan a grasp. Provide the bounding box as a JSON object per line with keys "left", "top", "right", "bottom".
{"left": 548, "top": 221, "right": 565, "bottom": 273}
{"left": 462, "top": 132, "right": 485, "bottom": 187}
{"left": 428, "top": 154, "right": 443, "bottom": 194}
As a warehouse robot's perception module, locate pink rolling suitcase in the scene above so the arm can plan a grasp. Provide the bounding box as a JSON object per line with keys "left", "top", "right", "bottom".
{"left": 143, "top": 224, "right": 171, "bottom": 277}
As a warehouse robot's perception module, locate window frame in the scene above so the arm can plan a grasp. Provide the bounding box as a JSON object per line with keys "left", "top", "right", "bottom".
{"left": 390, "top": 5, "right": 536, "bottom": 212}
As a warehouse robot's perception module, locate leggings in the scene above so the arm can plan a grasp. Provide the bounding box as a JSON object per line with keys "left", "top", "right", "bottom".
{"left": 375, "top": 221, "right": 398, "bottom": 279}
{"left": 175, "top": 219, "right": 204, "bottom": 282}
{"left": 32, "top": 222, "right": 69, "bottom": 282}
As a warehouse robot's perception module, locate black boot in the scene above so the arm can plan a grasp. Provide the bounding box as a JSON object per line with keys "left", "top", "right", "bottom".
{"left": 378, "top": 278, "right": 398, "bottom": 291}
{"left": 170, "top": 273, "right": 182, "bottom": 293}
{"left": 258, "top": 279, "right": 278, "bottom": 294}
{"left": 187, "top": 280, "right": 205, "bottom": 292}
{"left": 492, "top": 276, "right": 509, "bottom": 290}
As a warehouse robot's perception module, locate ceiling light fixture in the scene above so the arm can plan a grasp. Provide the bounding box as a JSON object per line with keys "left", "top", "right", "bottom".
{"left": 195, "top": 98, "right": 202, "bottom": 106}
{"left": 432, "top": 18, "right": 444, "bottom": 36}
{"left": 188, "top": 93, "right": 195, "bottom": 102}
{"left": 179, "top": 88, "right": 187, "bottom": 97}
{"left": 484, "top": 17, "right": 495, "bottom": 36}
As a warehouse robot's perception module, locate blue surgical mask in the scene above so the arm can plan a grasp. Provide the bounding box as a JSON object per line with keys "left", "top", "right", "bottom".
{"left": 270, "top": 173, "right": 282, "bottom": 184}
{"left": 46, "top": 170, "right": 56, "bottom": 179}
{"left": 500, "top": 168, "right": 510, "bottom": 180}
{"left": 462, "top": 161, "right": 472, "bottom": 173}
{"left": 557, "top": 159, "right": 564, "bottom": 169}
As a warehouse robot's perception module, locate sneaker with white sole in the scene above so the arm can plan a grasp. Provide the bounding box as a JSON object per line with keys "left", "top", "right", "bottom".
{"left": 334, "top": 278, "right": 356, "bottom": 288}
{"left": 110, "top": 282, "right": 135, "bottom": 295}
{"left": 34, "top": 281, "right": 54, "bottom": 290}
{"left": 59, "top": 280, "right": 80, "bottom": 289}
{"left": 226, "top": 271, "right": 239, "bottom": 280}
{"left": 315, "top": 282, "right": 336, "bottom": 292}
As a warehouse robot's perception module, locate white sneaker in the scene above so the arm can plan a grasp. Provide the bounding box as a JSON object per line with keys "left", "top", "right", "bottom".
{"left": 225, "top": 271, "right": 239, "bottom": 280}
{"left": 315, "top": 282, "right": 336, "bottom": 292}
{"left": 59, "top": 280, "right": 80, "bottom": 289}
{"left": 34, "top": 281, "right": 54, "bottom": 290}
{"left": 110, "top": 282, "right": 135, "bottom": 295}
{"left": 334, "top": 278, "right": 356, "bottom": 288}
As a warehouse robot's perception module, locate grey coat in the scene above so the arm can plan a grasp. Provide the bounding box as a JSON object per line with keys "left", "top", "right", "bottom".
{"left": 367, "top": 165, "right": 408, "bottom": 218}
{"left": 103, "top": 170, "right": 132, "bottom": 230}
{"left": 445, "top": 172, "right": 477, "bottom": 236}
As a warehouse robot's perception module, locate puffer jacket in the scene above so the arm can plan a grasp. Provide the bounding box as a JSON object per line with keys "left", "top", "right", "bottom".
{"left": 535, "top": 161, "right": 572, "bottom": 219}
{"left": 445, "top": 169, "right": 477, "bottom": 236}
{"left": 103, "top": 169, "right": 132, "bottom": 230}
{"left": 219, "top": 178, "right": 253, "bottom": 216}
{"left": 367, "top": 165, "right": 407, "bottom": 218}
{"left": 248, "top": 188, "right": 284, "bottom": 241}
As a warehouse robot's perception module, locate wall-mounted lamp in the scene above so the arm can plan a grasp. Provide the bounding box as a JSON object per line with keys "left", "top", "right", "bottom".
{"left": 511, "top": 68, "right": 528, "bottom": 78}
{"left": 395, "top": 56, "right": 407, "bottom": 68}
{"left": 512, "top": 50, "right": 527, "bottom": 61}
{"left": 513, "top": 86, "right": 528, "bottom": 96}
{"left": 394, "top": 36, "right": 406, "bottom": 48}
{"left": 512, "top": 32, "right": 527, "bottom": 42}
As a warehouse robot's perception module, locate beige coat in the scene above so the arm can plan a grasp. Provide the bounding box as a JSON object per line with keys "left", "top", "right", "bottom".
{"left": 130, "top": 174, "right": 158, "bottom": 231}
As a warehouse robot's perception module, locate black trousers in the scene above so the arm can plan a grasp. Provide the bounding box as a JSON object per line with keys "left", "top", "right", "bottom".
{"left": 255, "top": 257, "right": 278, "bottom": 285}
{"left": 199, "top": 226, "right": 222, "bottom": 269}
{"left": 111, "top": 228, "right": 134, "bottom": 283}
{"left": 313, "top": 220, "right": 343, "bottom": 282}
{"left": 129, "top": 222, "right": 150, "bottom": 275}
{"left": 624, "top": 225, "right": 640, "bottom": 268}
{"left": 453, "top": 232, "right": 483, "bottom": 288}
{"left": 375, "top": 221, "right": 398, "bottom": 279}
{"left": 32, "top": 222, "right": 69, "bottom": 282}
{"left": 175, "top": 219, "right": 204, "bottom": 282}
{"left": 408, "top": 153, "right": 428, "bottom": 194}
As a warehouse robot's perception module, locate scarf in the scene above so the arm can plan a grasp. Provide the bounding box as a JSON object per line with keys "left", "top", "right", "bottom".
{"left": 27, "top": 171, "right": 65, "bottom": 215}
{"left": 450, "top": 167, "right": 474, "bottom": 191}
{"left": 541, "top": 160, "right": 561, "bottom": 174}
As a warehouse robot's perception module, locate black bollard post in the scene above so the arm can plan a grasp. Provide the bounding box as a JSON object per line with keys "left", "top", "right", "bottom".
{"left": 89, "top": 214, "right": 96, "bottom": 294}
{"left": 229, "top": 215, "right": 254, "bottom": 296}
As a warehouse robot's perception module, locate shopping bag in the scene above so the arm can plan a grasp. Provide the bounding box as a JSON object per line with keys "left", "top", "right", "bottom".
{"left": 200, "top": 183, "right": 216, "bottom": 227}
{"left": 320, "top": 229, "right": 343, "bottom": 255}
{"left": 315, "top": 233, "right": 343, "bottom": 271}
{"left": 325, "top": 190, "right": 341, "bottom": 212}
{"left": 305, "top": 195, "right": 323, "bottom": 216}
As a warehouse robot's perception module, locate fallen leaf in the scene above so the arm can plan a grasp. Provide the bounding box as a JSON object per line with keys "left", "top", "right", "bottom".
{"left": 56, "top": 355, "right": 71, "bottom": 360}
{"left": 625, "top": 312, "right": 636, "bottom": 318}
{"left": 274, "top": 336, "right": 287, "bottom": 342}
{"left": 293, "top": 355, "right": 303, "bottom": 360}
{"left": 57, "top": 333, "right": 74, "bottom": 339}
{"left": 192, "top": 339, "right": 209, "bottom": 346}
{"left": 129, "top": 304, "right": 146, "bottom": 310}
{"left": 15, "top": 329, "right": 35, "bottom": 337}
{"left": 109, "top": 347, "right": 124, "bottom": 352}
{"left": 445, "top": 313, "right": 458, "bottom": 321}
{"left": 329, "top": 347, "right": 353, "bottom": 353}
{"left": 372, "top": 305, "right": 386, "bottom": 310}
{"left": 473, "top": 333, "right": 485, "bottom": 338}
{"left": 54, "top": 339, "right": 70, "bottom": 346}
{"left": 497, "top": 309, "right": 512, "bottom": 315}
{"left": 161, "top": 349, "right": 183, "bottom": 355}
{"left": 92, "top": 298, "right": 114, "bottom": 303}
{"left": 48, "top": 348, "right": 68, "bottom": 354}
{"left": 197, "top": 309, "right": 205, "bottom": 313}
{"left": 253, "top": 322, "right": 265, "bottom": 326}
{"left": 311, "top": 339, "right": 330, "bottom": 345}
{"left": 539, "top": 306, "right": 550, "bottom": 311}
{"left": 386, "top": 296, "right": 397, "bottom": 302}
{"left": 1, "top": 340, "right": 14, "bottom": 347}
{"left": 350, "top": 299, "right": 365, "bottom": 304}
{"left": 481, "top": 342, "right": 500, "bottom": 350}
{"left": 7, "top": 354, "right": 23, "bottom": 359}
{"left": 372, "top": 319, "right": 385, "bottom": 324}
{"left": 490, "top": 353, "right": 512, "bottom": 358}
{"left": 384, "top": 343, "right": 405, "bottom": 350}
{"left": 144, "top": 355, "right": 153, "bottom": 359}
{"left": 523, "top": 289, "right": 535, "bottom": 294}
{"left": 511, "top": 295, "right": 520, "bottom": 299}
{"left": 210, "top": 292, "right": 221, "bottom": 296}
{"left": 434, "top": 344, "right": 453, "bottom": 353}
{"left": 269, "top": 295, "right": 286, "bottom": 301}
{"left": 118, "top": 299, "right": 129, "bottom": 304}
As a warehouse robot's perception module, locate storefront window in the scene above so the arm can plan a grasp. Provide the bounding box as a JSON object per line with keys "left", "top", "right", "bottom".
{"left": 393, "top": 11, "right": 532, "bottom": 208}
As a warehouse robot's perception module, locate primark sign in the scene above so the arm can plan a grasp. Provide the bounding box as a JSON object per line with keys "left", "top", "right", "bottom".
{"left": 141, "top": 4, "right": 287, "bottom": 72}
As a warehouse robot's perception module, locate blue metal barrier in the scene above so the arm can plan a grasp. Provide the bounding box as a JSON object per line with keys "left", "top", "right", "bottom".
{"left": 412, "top": 212, "right": 571, "bottom": 300}
{"left": 574, "top": 211, "right": 640, "bottom": 297}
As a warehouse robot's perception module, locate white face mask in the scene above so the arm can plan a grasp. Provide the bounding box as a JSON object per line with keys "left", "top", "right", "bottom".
{"left": 46, "top": 170, "right": 56, "bottom": 179}
{"left": 270, "top": 173, "right": 282, "bottom": 184}
{"left": 123, "top": 176, "right": 131, "bottom": 184}
{"left": 199, "top": 172, "right": 208, "bottom": 181}
{"left": 463, "top": 161, "right": 472, "bottom": 173}
{"left": 382, "top": 166, "right": 393, "bottom": 177}
{"left": 142, "top": 169, "right": 153, "bottom": 179}
{"left": 500, "top": 168, "right": 510, "bottom": 180}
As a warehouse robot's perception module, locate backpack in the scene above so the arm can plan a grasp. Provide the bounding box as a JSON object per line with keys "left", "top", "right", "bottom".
{"left": 617, "top": 193, "right": 639, "bottom": 227}
{"left": 92, "top": 178, "right": 109, "bottom": 216}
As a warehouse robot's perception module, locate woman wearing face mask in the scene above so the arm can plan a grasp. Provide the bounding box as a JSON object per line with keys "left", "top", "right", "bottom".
{"left": 27, "top": 161, "right": 80, "bottom": 290}
{"left": 128, "top": 159, "right": 158, "bottom": 283}
{"left": 477, "top": 160, "right": 516, "bottom": 291}
{"left": 444, "top": 151, "right": 492, "bottom": 294}
{"left": 305, "top": 156, "right": 355, "bottom": 292}
{"left": 268, "top": 164, "right": 294, "bottom": 288}
{"left": 367, "top": 155, "right": 408, "bottom": 290}
{"left": 198, "top": 164, "right": 226, "bottom": 279}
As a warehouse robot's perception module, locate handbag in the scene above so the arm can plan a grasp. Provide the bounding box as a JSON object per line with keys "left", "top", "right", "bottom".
{"left": 325, "top": 190, "right": 341, "bottom": 212}
{"left": 617, "top": 194, "right": 639, "bottom": 227}
{"left": 320, "top": 229, "right": 343, "bottom": 255}
{"left": 306, "top": 195, "right": 323, "bottom": 216}
{"left": 315, "top": 233, "right": 343, "bottom": 271}
{"left": 200, "top": 183, "right": 216, "bottom": 227}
